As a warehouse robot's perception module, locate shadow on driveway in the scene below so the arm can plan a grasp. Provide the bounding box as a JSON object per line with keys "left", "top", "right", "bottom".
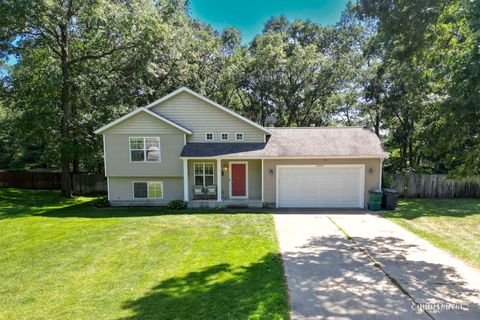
{"left": 275, "top": 214, "right": 480, "bottom": 320}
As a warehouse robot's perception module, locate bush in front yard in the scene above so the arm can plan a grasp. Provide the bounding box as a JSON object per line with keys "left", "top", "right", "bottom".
{"left": 92, "top": 197, "right": 110, "bottom": 208}
{"left": 167, "top": 200, "right": 187, "bottom": 210}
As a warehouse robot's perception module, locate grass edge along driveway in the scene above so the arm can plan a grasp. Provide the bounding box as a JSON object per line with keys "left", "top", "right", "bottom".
{"left": 380, "top": 198, "right": 480, "bottom": 269}
{"left": 0, "top": 188, "right": 289, "bottom": 320}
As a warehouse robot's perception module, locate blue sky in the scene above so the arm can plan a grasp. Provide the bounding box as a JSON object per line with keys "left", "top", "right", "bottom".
{"left": 190, "top": 0, "right": 350, "bottom": 42}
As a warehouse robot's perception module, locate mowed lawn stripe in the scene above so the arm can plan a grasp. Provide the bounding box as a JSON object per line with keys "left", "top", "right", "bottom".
{"left": 381, "top": 198, "right": 480, "bottom": 269}
{"left": 0, "top": 189, "right": 289, "bottom": 320}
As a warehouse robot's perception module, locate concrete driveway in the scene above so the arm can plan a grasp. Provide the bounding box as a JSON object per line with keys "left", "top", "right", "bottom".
{"left": 274, "top": 211, "right": 480, "bottom": 320}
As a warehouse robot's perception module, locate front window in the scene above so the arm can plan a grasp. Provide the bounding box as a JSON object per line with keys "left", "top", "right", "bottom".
{"left": 194, "top": 163, "right": 214, "bottom": 186}
{"left": 205, "top": 132, "right": 214, "bottom": 141}
{"left": 130, "top": 137, "right": 160, "bottom": 162}
{"left": 133, "top": 181, "right": 163, "bottom": 199}
{"left": 221, "top": 133, "right": 229, "bottom": 141}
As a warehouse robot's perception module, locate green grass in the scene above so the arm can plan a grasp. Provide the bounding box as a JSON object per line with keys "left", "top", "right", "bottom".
{"left": 380, "top": 198, "right": 480, "bottom": 269}
{"left": 0, "top": 188, "right": 289, "bottom": 320}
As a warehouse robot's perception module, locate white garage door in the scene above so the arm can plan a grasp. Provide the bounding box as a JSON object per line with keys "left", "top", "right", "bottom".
{"left": 277, "top": 165, "right": 365, "bottom": 208}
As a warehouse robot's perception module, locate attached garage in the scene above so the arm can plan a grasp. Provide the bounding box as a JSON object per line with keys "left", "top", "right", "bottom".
{"left": 276, "top": 165, "right": 365, "bottom": 208}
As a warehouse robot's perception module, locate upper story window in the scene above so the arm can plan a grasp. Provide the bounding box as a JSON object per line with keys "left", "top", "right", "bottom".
{"left": 205, "top": 132, "right": 214, "bottom": 141}
{"left": 129, "top": 137, "right": 160, "bottom": 162}
{"left": 221, "top": 133, "right": 229, "bottom": 141}
{"left": 235, "top": 132, "right": 244, "bottom": 141}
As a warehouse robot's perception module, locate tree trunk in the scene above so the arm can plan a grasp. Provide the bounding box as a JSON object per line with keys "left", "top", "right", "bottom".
{"left": 408, "top": 140, "right": 414, "bottom": 169}
{"left": 60, "top": 25, "right": 72, "bottom": 197}
{"left": 374, "top": 106, "right": 380, "bottom": 136}
{"left": 72, "top": 87, "right": 80, "bottom": 173}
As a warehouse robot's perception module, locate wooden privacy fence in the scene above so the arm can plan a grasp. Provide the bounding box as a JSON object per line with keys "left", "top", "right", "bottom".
{"left": 71, "top": 173, "right": 107, "bottom": 195}
{"left": 0, "top": 171, "right": 107, "bottom": 195}
{"left": 390, "top": 174, "right": 480, "bottom": 198}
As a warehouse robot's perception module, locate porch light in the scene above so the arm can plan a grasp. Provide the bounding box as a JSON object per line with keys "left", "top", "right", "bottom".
{"left": 222, "top": 164, "right": 228, "bottom": 176}
{"left": 269, "top": 168, "right": 274, "bottom": 176}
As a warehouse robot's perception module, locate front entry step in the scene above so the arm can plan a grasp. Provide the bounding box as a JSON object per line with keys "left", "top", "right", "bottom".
{"left": 188, "top": 200, "right": 263, "bottom": 209}
{"left": 225, "top": 203, "right": 249, "bottom": 209}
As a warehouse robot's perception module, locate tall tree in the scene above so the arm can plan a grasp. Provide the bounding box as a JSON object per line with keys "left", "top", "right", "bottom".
{"left": 357, "top": 0, "right": 480, "bottom": 176}
{"left": 0, "top": 0, "right": 154, "bottom": 196}
{"left": 246, "top": 17, "right": 339, "bottom": 126}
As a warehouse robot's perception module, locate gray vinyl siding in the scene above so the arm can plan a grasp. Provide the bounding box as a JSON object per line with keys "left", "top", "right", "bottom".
{"left": 262, "top": 158, "right": 381, "bottom": 207}
{"left": 186, "top": 159, "right": 261, "bottom": 200}
{"left": 109, "top": 176, "right": 183, "bottom": 206}
{"left": 151, "top": 92, "right": 266, "bottom": 143}
{"left": 105, "top": 134, "right": 184, "bottom": 177}
{"left": 103, "top": 112, "right": 185, "bottom": 135}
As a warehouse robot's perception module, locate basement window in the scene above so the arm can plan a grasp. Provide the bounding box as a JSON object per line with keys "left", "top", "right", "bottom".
{"left": 133, "top": 181, "right": 163, "bottom": 199}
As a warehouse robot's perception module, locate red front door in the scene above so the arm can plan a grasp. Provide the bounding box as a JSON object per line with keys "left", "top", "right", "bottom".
{"left": 231, "top": 163, "right": 247, "bottom": 197}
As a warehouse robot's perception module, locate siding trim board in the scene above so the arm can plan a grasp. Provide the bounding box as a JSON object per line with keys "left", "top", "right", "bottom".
{"left": 379, "top": 158, "right": 383, "bottom": 189}
{"left": 107, "top": 177, "right": 111, "bottom": 201}
{"left": 103, "top": 134, "right": 108, "bottom": 176}
{"left": 183, "top": 159, "right": 188, "bottom": 201}
{"left": 261, "top": 158, "right": 264, "bottom": 202}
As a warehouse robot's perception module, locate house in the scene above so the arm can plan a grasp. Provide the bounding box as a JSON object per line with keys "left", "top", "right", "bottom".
{"left": 94, "top": 87, "right": 388, "bottom": 208}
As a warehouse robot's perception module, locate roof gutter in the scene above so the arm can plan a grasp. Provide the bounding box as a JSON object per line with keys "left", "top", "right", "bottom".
{"left": 180, "top": 155, "right": 389, "bottom": 160}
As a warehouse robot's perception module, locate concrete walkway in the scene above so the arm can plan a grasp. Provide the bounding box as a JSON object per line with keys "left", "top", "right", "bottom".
{"left": 274, "top": 211, "right": 480, "bottom": 320}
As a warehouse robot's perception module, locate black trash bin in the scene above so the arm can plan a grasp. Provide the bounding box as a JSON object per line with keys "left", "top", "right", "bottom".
{"left": 382, "top": 189, "right": 398, "bottom": 210}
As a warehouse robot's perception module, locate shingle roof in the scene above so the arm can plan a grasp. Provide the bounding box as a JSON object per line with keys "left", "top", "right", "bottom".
{"left": 181, "top": 143, "right": 266, "bottom": 158}
{"left": 263, "top": 127, "right": 388, "bottom": 157}
{"left": 180, "top": 127, "right": 388, "bottom": 158}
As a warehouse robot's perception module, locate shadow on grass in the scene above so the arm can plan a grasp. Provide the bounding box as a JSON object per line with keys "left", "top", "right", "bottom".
{"left": 42, "top": 204, "right": 238, "bottom": 219}
{"left": 381, "top": 198, "right": 480, "bottom": 220}
{"left": 120, "top": 253, "right": 289, "bottom": 320}
{"left": 0, "top": 188, "right": 88, "bottom": 219}
{"left": 0, "top": 188, "right": 267, "bottom": 219}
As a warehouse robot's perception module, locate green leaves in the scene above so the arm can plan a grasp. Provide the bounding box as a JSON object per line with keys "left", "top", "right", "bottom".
{"left": 0, "top": 0, "right": 478, "bottom": 177}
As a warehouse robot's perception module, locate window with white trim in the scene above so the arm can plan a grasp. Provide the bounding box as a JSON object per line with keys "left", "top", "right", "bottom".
{"left": 194, "top": 163, "right": 214, "bottom": 186}
{"left": 133, "top": 181, "right": 163, "bottom": 199}
{"left": 235, "top": 132, "right": 244, "bottom": 141}
{"left": 205, "top": 132, "right": 214, "bottom": 141}
{"left": 130, "top": 137, "right": 160, "bottom": 162}
{"left": 221, "top": 133, "right": 229, "bottom": 141}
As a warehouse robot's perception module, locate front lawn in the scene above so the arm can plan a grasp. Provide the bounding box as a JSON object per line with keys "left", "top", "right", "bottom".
{"left": 0, "top": 188, "right": 289, "bottom": 320}
{"left": 380, "top": 198, "right": 480, "bottom": 269}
